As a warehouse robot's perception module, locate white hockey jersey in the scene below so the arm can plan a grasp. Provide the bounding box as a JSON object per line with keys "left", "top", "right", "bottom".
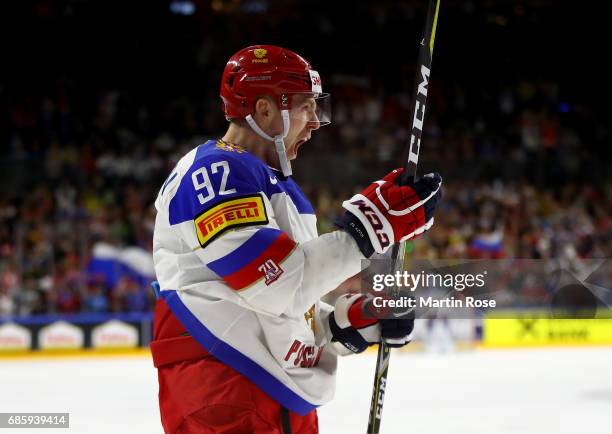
{"left": 153, "top": 139, "right": 364, "bottom": 415}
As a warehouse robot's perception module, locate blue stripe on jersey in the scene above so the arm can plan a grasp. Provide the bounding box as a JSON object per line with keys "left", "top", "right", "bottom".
{"left": 161, "top": 289, "right": 318, "bottom": 416}
{"left": 207, "top": 228, "right": 282, "bottom": 277}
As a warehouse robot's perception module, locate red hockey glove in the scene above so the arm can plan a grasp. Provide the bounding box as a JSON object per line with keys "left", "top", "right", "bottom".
{"left": 329, "top": 294, "right": 414, "bottom": 353}
{"left": 337, "top": 168, "right": 442, "bottom": 257}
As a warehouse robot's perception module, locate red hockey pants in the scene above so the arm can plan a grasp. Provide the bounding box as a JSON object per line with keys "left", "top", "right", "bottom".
{"left": 150, "top": 298, "right": 319, "bottom": 434}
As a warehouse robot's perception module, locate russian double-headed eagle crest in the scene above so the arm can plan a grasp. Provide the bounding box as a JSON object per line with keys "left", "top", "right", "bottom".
{"left": 254, "top": 48, "right": 267, "bottom": 59}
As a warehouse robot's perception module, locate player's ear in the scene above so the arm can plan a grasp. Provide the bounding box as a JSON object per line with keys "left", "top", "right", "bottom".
{"left": 254, "top": 97, "right": 269, "bottom": 116}
{"left": 253, "top": 97, "right": 277, "bottom": 129}
{"left": 255, "top": 97, "right": 279, "bottom": 119}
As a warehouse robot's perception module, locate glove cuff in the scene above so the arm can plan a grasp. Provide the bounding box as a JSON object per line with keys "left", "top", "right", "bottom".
{"left": 340, "top": 194, "right": 394, "bottom": 254}
{"left": 328, "top": 311, "right": 370, "bottom": 354}
{"left": 335, "top": 212, "right": 375, "bottom": 258}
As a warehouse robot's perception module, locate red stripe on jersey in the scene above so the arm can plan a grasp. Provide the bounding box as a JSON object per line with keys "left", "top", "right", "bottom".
{"left": 223, "top": 232, "right": 297, "bottom": 290}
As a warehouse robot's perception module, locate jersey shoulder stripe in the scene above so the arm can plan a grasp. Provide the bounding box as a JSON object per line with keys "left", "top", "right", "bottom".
{"left": 206, "top": 227, "right": 282, "bottom": 277}
{"left": 217, "top": 232, "right": 296, "bottom": 290}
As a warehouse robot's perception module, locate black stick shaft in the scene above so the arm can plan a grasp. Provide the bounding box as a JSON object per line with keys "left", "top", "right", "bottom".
{"left": 403, "top": 0, "right": 440, "bottom": 181}
{"left": 367, "top": 1, "right": 440, "bottom": 433}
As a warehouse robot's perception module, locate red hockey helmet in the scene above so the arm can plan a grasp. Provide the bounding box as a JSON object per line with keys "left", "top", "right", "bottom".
{"left": 220, "top": 45, "right": 331, "bottom": 125}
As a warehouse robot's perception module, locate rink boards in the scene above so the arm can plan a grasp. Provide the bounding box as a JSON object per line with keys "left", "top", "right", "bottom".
{"left": 2, "top": 314, "right": 612, "bottom": 357}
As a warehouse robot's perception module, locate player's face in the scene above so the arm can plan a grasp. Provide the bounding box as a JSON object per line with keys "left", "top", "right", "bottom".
{"left": 284, "top": 94, "right": 321, "bottom": 160}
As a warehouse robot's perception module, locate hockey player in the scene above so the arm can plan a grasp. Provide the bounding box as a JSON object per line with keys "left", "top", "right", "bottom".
{"left": 151, "top": 45, "right": 442, "bottom": 433}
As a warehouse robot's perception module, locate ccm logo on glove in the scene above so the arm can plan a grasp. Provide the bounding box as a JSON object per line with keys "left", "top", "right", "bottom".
{"left": 349, "top": 199, "right": 390, "bottom": 250}
{"left": 337, "top": 168, "right": 442, "bottom": 257}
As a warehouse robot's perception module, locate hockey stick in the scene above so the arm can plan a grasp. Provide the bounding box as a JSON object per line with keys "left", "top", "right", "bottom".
{"left": 366, "top": 1, "right": 441, "bottom": 433}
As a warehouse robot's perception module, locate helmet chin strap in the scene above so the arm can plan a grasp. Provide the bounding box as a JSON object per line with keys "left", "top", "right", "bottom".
{"left": 245, "top": 110, "right": 292, "bottom": 176}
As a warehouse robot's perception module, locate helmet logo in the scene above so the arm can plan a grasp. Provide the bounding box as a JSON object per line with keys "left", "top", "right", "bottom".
{"left": 308, "top": 70, "right": 323, "bottom": 95}
{"left": 252, "top": 48, "right": 268, "bottom": 63}
{"left": 281, "top": 94, "right": 288, "bottom": 108}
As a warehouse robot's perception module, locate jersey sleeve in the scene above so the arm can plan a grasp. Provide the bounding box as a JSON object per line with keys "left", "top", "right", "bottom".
{"left": 162, "top": 150, "right": 364, "bottom": 318}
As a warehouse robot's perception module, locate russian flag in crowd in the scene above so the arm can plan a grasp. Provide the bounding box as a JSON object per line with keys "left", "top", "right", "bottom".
{"left": 469, "top": 230, "right": 504, "bottom": 258}
{"left": 87, "top": 242, "right": 155, "bottom": 288}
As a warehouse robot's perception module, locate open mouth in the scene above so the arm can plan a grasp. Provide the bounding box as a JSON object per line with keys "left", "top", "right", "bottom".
{"left": 295, "top": 136, "right": 310, "bottom": 149}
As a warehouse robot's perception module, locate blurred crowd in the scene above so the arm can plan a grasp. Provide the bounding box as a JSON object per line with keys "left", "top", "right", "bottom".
{"left": 1, "top": 0, "right": 610, "bottom": 316}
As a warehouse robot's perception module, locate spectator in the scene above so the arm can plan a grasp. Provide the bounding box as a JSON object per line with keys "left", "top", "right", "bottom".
{"left": 83, "top": 283, "right": 109, "bottom": 313}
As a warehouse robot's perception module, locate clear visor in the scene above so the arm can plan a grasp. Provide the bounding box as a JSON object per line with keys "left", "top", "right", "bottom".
{"left": 287, "top": 92, "right": 331, "bottom": 127}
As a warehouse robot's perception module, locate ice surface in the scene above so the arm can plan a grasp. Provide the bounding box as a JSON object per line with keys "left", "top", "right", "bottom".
{"left": 1, "top": 347, "right": 611, "bottom": 434}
